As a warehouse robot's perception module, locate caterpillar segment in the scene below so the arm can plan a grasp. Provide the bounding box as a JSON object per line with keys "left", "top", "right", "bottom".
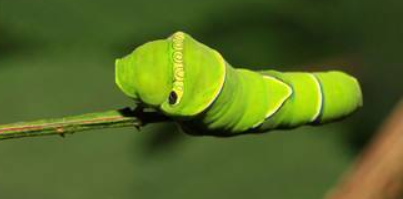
{"left": 115, "top": 31, "right": 363, "bottom": 136}
{"left": 256, "top": 71, "right": 325, "bottom": 130}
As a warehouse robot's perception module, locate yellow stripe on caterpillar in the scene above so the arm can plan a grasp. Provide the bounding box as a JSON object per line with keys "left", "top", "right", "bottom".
{"left": 170, "top": 32, "right": 186, "bottom": 105}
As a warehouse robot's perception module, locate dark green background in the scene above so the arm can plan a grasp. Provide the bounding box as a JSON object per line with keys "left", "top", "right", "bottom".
{"left": 0, "top": 0, "right": 401, "bottom": 198}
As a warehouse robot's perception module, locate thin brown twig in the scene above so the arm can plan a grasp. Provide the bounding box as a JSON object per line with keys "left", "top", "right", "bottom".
{"left": 0, "top": 107, "right": 169, "bottom": 140}
{"left": 327, "top": 99, "right": 403, "bottom": 199}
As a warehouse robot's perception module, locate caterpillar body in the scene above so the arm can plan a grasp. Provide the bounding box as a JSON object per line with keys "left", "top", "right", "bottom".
{"left": 115, "top": 31, "right": 362, "bottom": 136}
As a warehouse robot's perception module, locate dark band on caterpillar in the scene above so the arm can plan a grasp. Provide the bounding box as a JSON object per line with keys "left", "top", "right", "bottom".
{"left": 309, "top": 73, "right": 323, "bottom": 122}
{"left": 311, "top": 73, "right": 325, "bottom": 124}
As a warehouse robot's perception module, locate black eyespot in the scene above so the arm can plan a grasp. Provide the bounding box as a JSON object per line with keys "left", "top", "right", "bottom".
{"left": 168, "top": 91, "right": 178, "bottom": 105}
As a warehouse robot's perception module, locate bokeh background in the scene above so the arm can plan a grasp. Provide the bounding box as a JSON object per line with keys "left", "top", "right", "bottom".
{"left": 0, "top": 0, "right": 402, "bottom": 198}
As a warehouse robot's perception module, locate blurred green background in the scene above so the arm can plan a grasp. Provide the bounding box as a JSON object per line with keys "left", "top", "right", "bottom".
{"left": 0, "top": 0, "right": 402, "bottom": 198}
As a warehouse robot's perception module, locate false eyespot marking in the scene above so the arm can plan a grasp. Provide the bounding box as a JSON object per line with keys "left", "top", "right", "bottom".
{"left": 169, "top": 32, "right": 185, "bottom": 105}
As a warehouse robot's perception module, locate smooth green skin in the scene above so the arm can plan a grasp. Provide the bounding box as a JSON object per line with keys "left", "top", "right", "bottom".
{"left": 116, "top": 31, "right": 363, "bottom": 136}
{"left": 116, "top": 40, "right": 172, "bottom": 106}
{"left": 116, "top": 32, "right": 225, "bottom": 117}
{"left": 258, "top": 71, "right": 362, "bottom": 130}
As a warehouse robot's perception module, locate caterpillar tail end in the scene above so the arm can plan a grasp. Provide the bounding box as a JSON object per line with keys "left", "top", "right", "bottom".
{"left": 314, "top": 71, "right": 363, "bottom": 124}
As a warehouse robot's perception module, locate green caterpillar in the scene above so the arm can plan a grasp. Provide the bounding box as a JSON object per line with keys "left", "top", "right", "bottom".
{"left": 115, "top": 31, "right": 363, "bottom": 136}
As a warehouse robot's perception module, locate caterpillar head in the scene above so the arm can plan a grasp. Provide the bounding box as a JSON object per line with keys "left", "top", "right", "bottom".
{"left": 115, "top": 31, "right": 226, "bottom": 118}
